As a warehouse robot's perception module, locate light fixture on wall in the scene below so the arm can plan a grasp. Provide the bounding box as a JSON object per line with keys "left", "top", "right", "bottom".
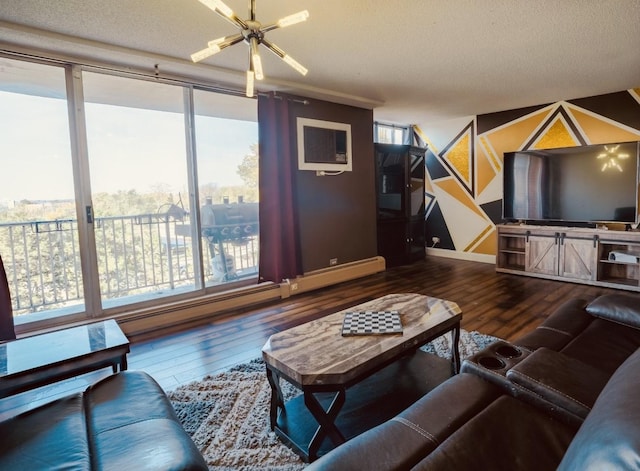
{"left": 597, "top": 144, "right": 629, "bottom": 172}
{"left": 191, "top": 0, "right": 309, "bottom": 98}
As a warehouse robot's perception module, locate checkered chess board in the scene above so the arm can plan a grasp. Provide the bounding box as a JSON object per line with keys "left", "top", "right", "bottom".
{"left": 341, "top": 310, "right": 403, "bottom": 336}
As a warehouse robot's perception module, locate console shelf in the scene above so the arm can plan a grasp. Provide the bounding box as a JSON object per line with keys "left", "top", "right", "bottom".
{"left": 496, "top": 224, "right": 640, "bottom": 292}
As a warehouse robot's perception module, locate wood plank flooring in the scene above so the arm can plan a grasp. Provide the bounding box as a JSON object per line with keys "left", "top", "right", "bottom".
{"left": 0, "top": 256, "right": 623, "bottom": 421}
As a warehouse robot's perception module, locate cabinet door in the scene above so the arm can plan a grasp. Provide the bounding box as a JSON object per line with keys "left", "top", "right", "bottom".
{"left": 408, "top": 219, "right": 426, "bottom": 262}
{"left": 408, "top": 151, "right": 425, "bottom": 217}
{"left": 377, "top": 220, "right": 407, "bottom": 267}
{"left": 526, "top": 235, "right": 558, "bottom": 275}
{"left": 376, "top": 149, "right": 406, "bottom": 219}
{"left": 559, "top": 236, "right": 597, "bottom": 280}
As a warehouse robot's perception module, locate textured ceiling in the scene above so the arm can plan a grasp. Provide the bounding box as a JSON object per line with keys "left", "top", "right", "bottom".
{"left": 1, "top": 0, "right": 639, "bottom": 124}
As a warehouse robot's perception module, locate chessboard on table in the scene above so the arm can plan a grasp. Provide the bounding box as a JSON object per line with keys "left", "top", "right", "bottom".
{"left": 341, "top": 310, "right": 403, "bottom": 336}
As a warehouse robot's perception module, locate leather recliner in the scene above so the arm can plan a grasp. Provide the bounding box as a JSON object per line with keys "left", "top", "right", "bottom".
{"left": 0, "top": 370, "right": 207, "bottom": 470}
{"left": 307, "top": 293, "right": 640, "bottom": 470}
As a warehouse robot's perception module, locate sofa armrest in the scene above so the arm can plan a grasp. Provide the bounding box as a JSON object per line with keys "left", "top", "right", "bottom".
{"left": 586, "top": 294, "right": 640, "bottom": 330}
{"left": 305, "top": 373, "right": 501, "bottom": 471}
{"left": 558, "top": 346, "right": 640, "bottom": 470}
{"left": 506, "top": 347, "right": 609, "bottom": 423}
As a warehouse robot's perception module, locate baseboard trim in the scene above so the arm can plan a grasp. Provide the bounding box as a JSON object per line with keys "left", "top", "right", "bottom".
{"left": 426, "top": 248, "right": 495, "bottom": 264}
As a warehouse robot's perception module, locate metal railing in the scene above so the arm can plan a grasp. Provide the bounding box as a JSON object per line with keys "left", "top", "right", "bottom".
{"left": 0, "top": 214, "right": 259, "bottom": 317}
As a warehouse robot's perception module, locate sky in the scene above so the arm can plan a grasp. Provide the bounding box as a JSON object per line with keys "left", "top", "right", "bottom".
{"left": 0, "top": 90, "right": 257, "bottom": 202}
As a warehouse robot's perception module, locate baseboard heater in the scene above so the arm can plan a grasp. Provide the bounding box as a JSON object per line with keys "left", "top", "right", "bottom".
{"left": 284, "top": 256, "right": 386, "bottom": 296}
{"left": 117, "top": 282, "right": 282, "bottom": 339}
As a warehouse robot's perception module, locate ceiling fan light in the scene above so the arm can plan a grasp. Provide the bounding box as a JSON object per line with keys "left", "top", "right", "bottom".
{"left": 191, "top": 46, "right": 220, "bottom": 62}
{"left": 277, "top": 10, "right": 309, "bottom": 28}
{"left": 246, "top": 70, "right": 255, "bottom": 97}
{"left": 253, "top": 54, "right": 264, "bottom": 80}
{"left": 250, "top": 37, "right": 264, "bottom": 80}
{"left": 207, "top": 37, "right": 226, "bottom": 48}
{"left": 202, "top": 0, "right": 234, "bottom": 18}
{"left": 283, "top": 55, "right": 308, "bottom": 75}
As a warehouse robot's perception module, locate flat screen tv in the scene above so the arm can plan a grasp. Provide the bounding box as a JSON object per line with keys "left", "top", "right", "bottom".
{"left": 503, "top": 141, "right": 640, "bottom": 225}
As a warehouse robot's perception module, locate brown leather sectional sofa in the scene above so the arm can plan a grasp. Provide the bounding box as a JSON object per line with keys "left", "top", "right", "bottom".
{"left": 307, "top": 294, "right": 640, "bottom": 470}
{"left": 0, "top": 370, "right": 207, "bottom": 470}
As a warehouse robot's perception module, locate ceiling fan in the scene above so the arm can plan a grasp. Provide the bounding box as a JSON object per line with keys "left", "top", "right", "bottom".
{"left": 191, "top": 0, "right": 309, "bottom": 97}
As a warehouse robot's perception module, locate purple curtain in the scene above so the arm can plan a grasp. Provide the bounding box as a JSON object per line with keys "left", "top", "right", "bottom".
{"left": 257, "top": 92, "right": 302, "bottom": 283}
{"left": 0, "top": 255, "right": 16, "bottom": 341}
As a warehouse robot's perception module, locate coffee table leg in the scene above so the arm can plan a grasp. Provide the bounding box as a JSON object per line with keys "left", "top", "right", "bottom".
{"left": 451, "top": 323, "right": 461, "bottom": 374}
{"left": 265, "top": 366, "right": 285, "bottom": 430}
{"left": 305, "top": 388, "right": 346, "bottom": 460}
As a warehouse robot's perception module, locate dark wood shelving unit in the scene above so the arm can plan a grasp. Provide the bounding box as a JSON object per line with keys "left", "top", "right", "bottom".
{"left": 374, "top": 143, "right": 427, "bottom": 267}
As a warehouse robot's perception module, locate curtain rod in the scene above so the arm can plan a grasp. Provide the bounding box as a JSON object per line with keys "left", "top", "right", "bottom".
{"left": 0, "top": 48, "right": 249, "bottom": 99}
{"left": 257, "top": 91, "right": 309, "bottom": 105}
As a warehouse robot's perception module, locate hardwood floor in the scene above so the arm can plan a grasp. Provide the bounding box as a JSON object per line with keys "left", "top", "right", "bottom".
{"left": 0, "top": 255, "right": 623, "bottom": 421}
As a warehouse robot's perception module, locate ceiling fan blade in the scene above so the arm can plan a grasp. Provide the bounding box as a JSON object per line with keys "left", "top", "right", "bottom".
{"left": 198, "top": 0, "right": 247, "bottom": 29}
{"left": 262, "top": 10, "right": 309, "bottom": 33}
{"left": 262, "top": 39, "right": 308, "bottom": 76}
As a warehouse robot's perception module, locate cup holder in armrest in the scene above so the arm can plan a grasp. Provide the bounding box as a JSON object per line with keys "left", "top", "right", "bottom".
{"left": 461, "top": 340, "right": 531, "bottom": 394}
{"left": 477, "top": 356, "right": 506, "bottom": 370}
{"left": 495, "top": 344, "right": 522, "bottom": 359}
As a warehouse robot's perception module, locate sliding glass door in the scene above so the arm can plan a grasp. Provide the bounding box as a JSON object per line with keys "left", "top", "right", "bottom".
{"left": 193, "top": 89, "right": 259, "bottom": 287}
{"left": 0, "top": 58, "right": 85, "bottom": 324}
{"left": 0, "top": 53, "right": 260, "bottom": 329}
{"left": 82, "top": 72, "right": 196, "bottom": 308}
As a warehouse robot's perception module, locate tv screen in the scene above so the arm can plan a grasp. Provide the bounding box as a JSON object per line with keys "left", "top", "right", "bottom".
{"left": 503, "top": 142, "right": 640, "bottom": 224}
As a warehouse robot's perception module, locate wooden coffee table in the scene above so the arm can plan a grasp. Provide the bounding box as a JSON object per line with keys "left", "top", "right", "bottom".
{"left": 0, "top": 319, "right": 129, "bottom": 399}
{"left": 262, "top": 293, "right": 461, "bottom": 462}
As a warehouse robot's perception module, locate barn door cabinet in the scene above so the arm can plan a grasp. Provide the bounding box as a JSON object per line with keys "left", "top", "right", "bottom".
{"left": 496, "top": 224, "right": 640, "bottom": 292}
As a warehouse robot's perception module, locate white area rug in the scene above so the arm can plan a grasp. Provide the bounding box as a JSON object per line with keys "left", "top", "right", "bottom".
{"left": 168, "top": 329, "right": 500, "bottom": 470}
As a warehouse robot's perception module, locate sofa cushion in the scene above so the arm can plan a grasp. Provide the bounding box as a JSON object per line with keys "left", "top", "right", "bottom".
{"left": 413, "top": 394, "right": 579, "bottom": 471}
{"left": 0, "top": 371, "right": 207, "bottom": 471}
{"left": 85, "top": 371, "right": 207, "bottom": 471}
{"left": 0, "top": 393, "right": 91, "bottom": 470}
{"left": 515, "top": 298, "right": 592, "bottom": 352}
{"left": 559, "top": 318, "right": 640, "bottom": 376}
{"left": 586, "top": 294, "right": 640, "bottom": 330}
{"left": 558, "top": 346, "right": 640, "bottom": 470}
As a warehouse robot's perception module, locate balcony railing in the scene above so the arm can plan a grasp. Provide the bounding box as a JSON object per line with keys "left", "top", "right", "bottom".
{"left": 0, "top": 214, "right": 259, "bottom": 317}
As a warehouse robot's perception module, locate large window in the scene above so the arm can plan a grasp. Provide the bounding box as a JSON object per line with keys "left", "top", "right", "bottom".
{"left": 0, "top": 55, "right": 259, "bottom": 328}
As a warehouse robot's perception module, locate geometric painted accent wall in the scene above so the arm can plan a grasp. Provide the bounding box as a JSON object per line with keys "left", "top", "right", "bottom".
{"left": 418, "top": 87, "right": 640, "bottom": 257}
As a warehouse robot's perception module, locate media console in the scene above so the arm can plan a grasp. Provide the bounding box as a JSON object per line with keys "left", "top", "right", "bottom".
{"left": 496, "top": 224, "right": 640, "bottom": 292}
